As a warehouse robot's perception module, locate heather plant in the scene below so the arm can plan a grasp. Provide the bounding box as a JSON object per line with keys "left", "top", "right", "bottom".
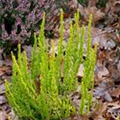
{"left": 5, "top": 10, "right": 97, "bottom": 120}
{"left": 79, "top": 14, "right": 97, "bottom": 114}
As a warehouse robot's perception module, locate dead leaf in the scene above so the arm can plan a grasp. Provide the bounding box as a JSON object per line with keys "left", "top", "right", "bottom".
{"left": 68, "top": 0, "right": 78, "bottom": 9}
{"left": 0, "top": 111, "right": 7, "bottom": 120}
{"left": 69, "top": 91, "right": 80, "bottom": 110}
{"left": 117, "top": 60, "right": 120, "bottom": 72}
{"left": 97, "top": 66, "right": 109, "bottom": 81}
{"left": 113, "top": 1, "right": 120, "bottom": 14}
{"left": 110, "top": 66, "right": 120, "bottom": 83}
{"left": 84, "top": 7, "right": 105, "bottom": 23}
{"left": 71, "top": 114, "right": 89, "bottom": 120}
{"left": 8, "top": 109, "right": 19, "bottom": 120}
{"left": 109, "top": 86, "right": 120, "bottom": 98}
{"left": 0, "top": 66, "right": 8, "bottom": 73}
{"left": 0, "top": 83, "right": 6, "bottom": 95}
{"left": 107, "top": 102, "right": 120, "bottom": 119}
{"left": 90, "top": 102, "right": 107, "bottom": 120}
{"left": 0, "top": 95, "right": 7, "bottom": 105}
{"left": 94, "top": 81, "right": 113, "bottom": 102}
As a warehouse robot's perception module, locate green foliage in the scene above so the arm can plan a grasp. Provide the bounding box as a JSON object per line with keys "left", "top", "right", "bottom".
{"left": 79, "top": 14, "right": 97, "bottom": 115}
{"left": 5, "top": 10, "right": 97, "bottom": 120}
{"left": 77, "top": 0, "right": 88, "bottom": 6}
{"left": 97, "top": 0, "right": 107, "bottom": 8}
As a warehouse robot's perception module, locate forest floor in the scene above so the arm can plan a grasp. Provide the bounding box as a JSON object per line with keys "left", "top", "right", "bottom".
{"left": 0, "top": 0, "right": 120, "bottom": 120}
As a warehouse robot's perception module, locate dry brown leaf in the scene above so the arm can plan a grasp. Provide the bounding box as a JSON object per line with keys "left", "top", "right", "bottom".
{"left": 84, "top": 7, "right": 105, "bottom": 23}
{"left": 0, "top": 66, "right": 11, "bottom": 72}
{"left": 0, "top": 95, "right": 7, "bottom": 105}
{"left": 78, "top": 4, "right": 85, "bottom": 16}
{"left": 69, "top": 91, "right": 80, "bottom": 110}
{"left": 107, "top": 102, "right": 120, "bottom": 119}
{"left": 0, "top": 66, "right": 12, "bottom": 77}
{"left": 90, "top": 102, "right": 107, "bottom": 120}
{"left": 8, "top": 110, "right": 19, "bottom": 120}
{"left": 0, "top": 111, "right": 7, "bottom": 120}
{"left": 114, "top": 1, "right": 120, "bottom": 14}
{"left": 71, "top": 114, "right": 89, "bottom": 120}
{"left": 117, "top": 60, "right": 120, "bottom": 72}
{"left": 68, "top": 0, "right": 78, "bottom": 9}
{"left": 94, "top": 81, "right": 114, "bottom": 102}
{"left": 0, "top": 83, "right": 5, "bottom": 95}
{"left": 109, "top": 86, "right": 120, "bottom": 98}
{"left": 84, "top": 27, "right": 111, "bottom": 49}
{"left": 96, "top": 66, "right": 109, "bottom": 82}
{"left": 109, "top": 66, "right": 120, "bottom": 83}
